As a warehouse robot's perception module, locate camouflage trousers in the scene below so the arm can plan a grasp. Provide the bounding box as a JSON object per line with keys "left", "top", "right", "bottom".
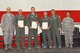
{"left": 64, "top": 30, "right": 73, "bottom": 46}
{"left": 3, "top": 30, "right": 13, "bottom": 45}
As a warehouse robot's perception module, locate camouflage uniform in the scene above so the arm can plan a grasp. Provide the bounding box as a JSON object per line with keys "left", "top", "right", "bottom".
{"left": 62, "top": 17, "right": 74, "bottom": 47}
{"left": 1, "top": 13, "right": 14, "bottom": 45}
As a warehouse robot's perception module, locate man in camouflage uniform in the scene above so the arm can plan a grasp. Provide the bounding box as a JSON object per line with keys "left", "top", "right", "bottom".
{"left": 26, "top": 7, "right": 39, "bottom": 49}
{"left": 62, "top": 12, "right": 74, "bottom": 48}
{"left": 50, "top": 9, "right": 62, "bottom": 48}
{"left": 40, "top": 12, "right": 52, "bottom": 48}
{"left": 1, "top": 7, "right": 15, "bottom": 50}
{"left": 14, "top": 9, "right": 25, "bottom": 49}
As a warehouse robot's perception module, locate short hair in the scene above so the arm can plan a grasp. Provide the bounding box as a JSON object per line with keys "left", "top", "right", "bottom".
{"left": 51, "top": 9, "right": 55, "bottom": 11}
{"left": 18, "top": 9, "right": 22, "bottom": 11}
{"left": 66, "top": 11, "right": 70, "bottom": 13}
{"left": 44, "top": 11, "right": 47, "bottom": 13}
{"left": 6, "top": 7, "right": 11, "bottom": 10}
{"left": 31, "top": 7, "right": 35, "bottom": 9}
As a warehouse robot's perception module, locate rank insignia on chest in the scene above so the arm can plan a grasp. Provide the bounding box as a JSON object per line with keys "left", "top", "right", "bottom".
{"left": 31, "top": 16, "right": 33, "bottom": 18}
{"left": 35, "top": 15, "right": 37, "bottom": 17}
{"left": 54, "top": 17, "right": 56, "bottom": 19}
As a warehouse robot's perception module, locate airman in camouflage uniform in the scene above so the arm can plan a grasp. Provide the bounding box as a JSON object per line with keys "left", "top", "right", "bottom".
{"left": 1, "top": 7, "right": 15, "bottom": 50}
{"left": 62, "top": 12, "right": 74, "bottom": 48}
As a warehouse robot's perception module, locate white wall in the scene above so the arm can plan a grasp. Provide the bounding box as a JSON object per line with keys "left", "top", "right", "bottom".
{"left": 0, "top": 0, "right": 80, "bottom": 11}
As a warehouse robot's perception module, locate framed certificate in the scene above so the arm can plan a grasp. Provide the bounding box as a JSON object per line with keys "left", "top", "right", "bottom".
{"left": 18, "top": 20, "right": 24, "bottom": 28}
{"left": 42, "top": 22, "right": 48, "bottom": 29}
{"left": 31, "top": 21, "right": 38, "bottom": 29}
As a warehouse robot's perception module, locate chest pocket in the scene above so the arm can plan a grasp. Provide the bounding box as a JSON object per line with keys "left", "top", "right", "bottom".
{"left": 53, "top": 17, "right": 57, "bottom": 19}
{"left": 18, "top": 16, "right": 24, "bottom": 20}
{"left": 30, "top": 15, "right": 38, "bottom": 21}
{"left": 42, "top": 19, "right": 45, "bottom": 22}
